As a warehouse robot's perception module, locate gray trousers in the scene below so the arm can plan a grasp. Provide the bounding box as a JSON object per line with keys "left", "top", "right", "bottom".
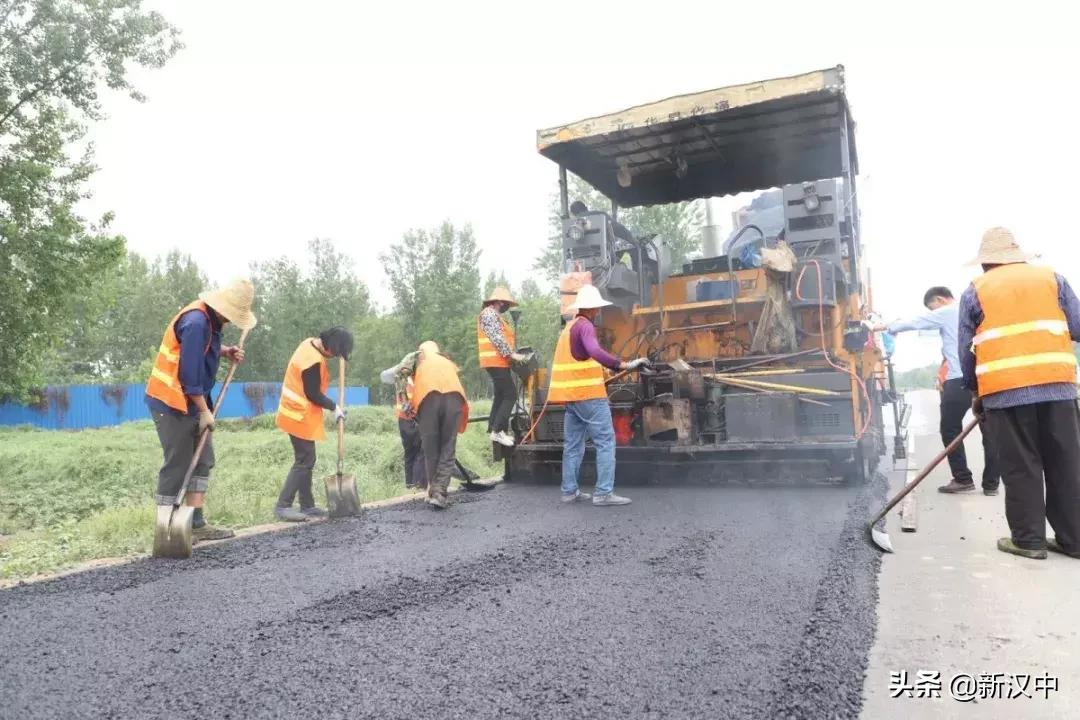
{"left": 278, "top": 435, "right": 317, "bottom": 508}
{"left": 152, "top": 409, "right": 214, "bottom": 505}
{"left": 418, "top": 392, "right": 464, "bottom": 498}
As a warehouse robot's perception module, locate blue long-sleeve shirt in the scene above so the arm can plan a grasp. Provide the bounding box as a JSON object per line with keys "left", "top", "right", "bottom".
{"left": 958, "top": 270, "right": 1080, "bottom": 409}
{"left": 887, "top": 303, "right": 962, "bottom": 380}
{"left": 145, "top": 308, "right": 223, "bottom": 416}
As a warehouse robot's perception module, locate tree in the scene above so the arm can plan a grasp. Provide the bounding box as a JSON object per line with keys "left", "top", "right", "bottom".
{"left": 533, "top": 172, "right": 704, "bottom": 287}
{"left": 482, "top": 270, "right": 511, "bottom": 301}
{"left": 243, "top": 239, "right": 370, "bottom": 383}
{"left": 381, "top": 222, "right": 485, "bottom": 396}
{"left": 0, "top": 1, "right": 182, "bottom": 399}
{"left": 513, "top": 278, "right": 560, "bottom": 369}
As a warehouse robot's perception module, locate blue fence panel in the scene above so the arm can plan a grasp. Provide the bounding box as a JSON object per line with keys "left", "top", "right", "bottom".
{"left": 0, "top": 383, "right": 370, "bottom": 430}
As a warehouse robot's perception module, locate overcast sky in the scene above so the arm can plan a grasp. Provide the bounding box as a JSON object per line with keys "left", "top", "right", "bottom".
{"left": 80, "top": 0, "right": 1078, "bottom": 369}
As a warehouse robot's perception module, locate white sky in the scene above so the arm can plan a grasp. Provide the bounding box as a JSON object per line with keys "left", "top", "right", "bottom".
{"left": 80, "top": 0, "right": 1078, "bottom": 370}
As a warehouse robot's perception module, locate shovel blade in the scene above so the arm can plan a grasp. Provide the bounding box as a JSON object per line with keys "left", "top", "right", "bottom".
{"left": 153, "top": 505, "right": 194, "bottom": 559}
{"left": 870, "top": 523, "right": 895, "bottom": 553}
{"left": 325, "top": 473, "right": 361, "bottom": 518}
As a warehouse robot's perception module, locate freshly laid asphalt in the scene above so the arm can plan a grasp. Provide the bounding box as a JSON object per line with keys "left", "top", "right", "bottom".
{"left": 0, "top": 475, "right": 887, "bottom": 719}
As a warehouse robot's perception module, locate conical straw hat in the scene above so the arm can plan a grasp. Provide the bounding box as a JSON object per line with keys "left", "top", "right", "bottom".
{"left": 483, "top": 286, "right": 518, "bottom": 307}
{"left": 966, "top": 227, "right": 1034, "bottom": 266}
{"left": 200, "top": 278, "right": 257, "bottom": 330}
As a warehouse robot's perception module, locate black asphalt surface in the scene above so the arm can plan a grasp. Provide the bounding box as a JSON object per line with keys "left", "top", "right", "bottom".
{"left": 0, "top": 477, "right": 886, "bottom": 719}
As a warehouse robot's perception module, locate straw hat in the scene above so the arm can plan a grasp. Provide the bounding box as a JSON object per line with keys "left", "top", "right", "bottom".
{"left": 966, "top": 227, "right": 1035, "bottom": 266}
{"left": 200, "top": 278, "right": 257, "bottom": 330}
{"left": 483, "top": 286, "right": 518, "bottom": 307}
{"left": 418, "top": 340, "right": 441, "bottom": 355}
{"left": 568, "top": 284, "right": 612, "bottom": 311}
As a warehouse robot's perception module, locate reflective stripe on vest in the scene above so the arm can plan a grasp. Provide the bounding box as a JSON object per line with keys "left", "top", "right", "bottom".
{"left": 412, "top": 351, "right": 470, "bottom": 433}
{"left": 145, "top": 301, "right": 211, "bottom": 412}
{"left": 477, "top": 314, "right": 515, "bottom": 368}
{"left": 547, "top": 317, "right": 608, "bottom": 403}
{"left": 972, "top": 319, "right": 1069, "bottom": 346}
{"left": 275, "top": 339, "right": 330, "bottom": 441}
{"left": 972, "top": 264, "right": 1077, "bottom": 396}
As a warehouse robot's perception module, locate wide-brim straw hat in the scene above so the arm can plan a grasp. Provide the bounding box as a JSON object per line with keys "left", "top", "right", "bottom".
{"left": 200, "top": 278, "right": 257, "bottom": 330}
{"left": 418, "top": 340, "right": 441, "bottom": 355}
{"left": 569, "top": 284, "right": 612, "bottom": 311}
{"left": 483, "top": 286, "right": 518, "bottom": 307}
{"left": 966, "top": 227, "right": 1035, "bottom": 266}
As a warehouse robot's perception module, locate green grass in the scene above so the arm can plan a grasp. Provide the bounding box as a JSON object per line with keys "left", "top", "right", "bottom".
{"left": 0, "top": 402, "right": 497, "bottom": 580}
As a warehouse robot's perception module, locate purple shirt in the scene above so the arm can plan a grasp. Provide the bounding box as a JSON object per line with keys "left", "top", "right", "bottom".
{"left": 569, "top": 317, "right": 622, "bottom": 370}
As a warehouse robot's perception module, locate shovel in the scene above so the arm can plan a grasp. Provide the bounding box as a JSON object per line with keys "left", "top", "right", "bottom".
{"left": 153, "top": 329, "right": 249, "bottom": 559}
{"left": 325, "top": 357, "right": 361, "bottom": 518}
{"left": 869, "top": 418, "right": 979, "bottom": 552}
{"left": 453, "top": 458, "right": 496, "bottom": 492}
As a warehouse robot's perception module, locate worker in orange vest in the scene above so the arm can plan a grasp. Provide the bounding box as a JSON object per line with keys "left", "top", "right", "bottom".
{"left": 549, "top": 284, "right": 650, "bottom": 506}
{"left": 960, "top": 227, "right": 1080, "bottom": 560}
{"left": 478, "top": 286, "right": 527, "bottom": 448}
{"left": 394, "top": 376, "right": 427, "bottom": 489}
{"left": 144, "top": 279, "right": 256, "bottom": 542}
{"left": 382, "top": 341, "right": 470, "bottom": 509}
{"left": 273, "top": 327, "right": 353, "bottom": 522}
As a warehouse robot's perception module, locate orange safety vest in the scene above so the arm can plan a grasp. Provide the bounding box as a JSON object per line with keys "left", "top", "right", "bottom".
{"left": 412, "top": 351, "right": 470, "bottom": 433}
{"left": 547, "top": 316, "right": 608, "bottom": 403}
{"left": 972, "top": 264, "right": 1078, "bottom": 397}
{"left": 145, "top": 301, "right": 212, "bottom": 412}
{"left": 275, "top": 339, "right": 330, "bottom": 441}
{"left": 477, "top": 312, "right": 516, "bottom": 369}
{"left": 396, "top": 377, "right": 416, "bottom": 420}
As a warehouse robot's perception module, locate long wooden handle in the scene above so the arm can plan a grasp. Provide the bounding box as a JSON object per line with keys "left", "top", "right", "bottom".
{"left": 871, "top": 418, "right": 979, "bottom": 525}
{"left": 336, "top": 357, "right": 346, "bottom": 475}
{"left": 176, "top": 328, "right": 250, "bottom": 507}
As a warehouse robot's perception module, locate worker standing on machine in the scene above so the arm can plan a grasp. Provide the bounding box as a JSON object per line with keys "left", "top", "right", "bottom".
{"left": 478, "top": 286, "right": 527, "bottom": 448}
{"left": 381, "top": 341, "right": 470, "bottom": 509}
{"left": 273, "top": 327, "right": 353, "bottom": 522}
{"left": 144, "top": 278, "right": 257, "bottom": 542}
{"left": 960, "top": 227, "right": 1080, "bottom": 560}
{"left": 548, "top": 284, "right": 650, "bottom": 507}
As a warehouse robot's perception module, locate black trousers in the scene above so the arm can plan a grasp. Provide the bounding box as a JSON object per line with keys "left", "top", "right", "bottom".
{"left": 278, "top": 435, "right": 317, "bottom": 509}
{"left": 398, "top": 418, "right": 427, "bottom": 489}
{"left": 985, "top": 400, "right": 1080, "bottom": 552}
{"left": 418, "top": 392, "right": 465, "bottom": 497}
{"left": 940, "top": 379, "right": 975, "bottom": 483}
{"left": 486, "top": 368, "right": 516, "bottom": 434}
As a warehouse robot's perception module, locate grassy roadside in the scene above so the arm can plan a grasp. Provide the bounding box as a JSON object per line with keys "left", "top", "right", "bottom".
{"left": 0, "top": 402, "right": 498, "bottom": 580}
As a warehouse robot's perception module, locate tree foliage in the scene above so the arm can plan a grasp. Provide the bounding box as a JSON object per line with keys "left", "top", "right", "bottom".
{"left": 533, "top": 172, "right": 704, "bottom": 286}
{"left": 0, "top": 0, "right": 182, "bottom": 399}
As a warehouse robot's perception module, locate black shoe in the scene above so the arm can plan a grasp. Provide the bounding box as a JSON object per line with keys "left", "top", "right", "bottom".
{"left": 1048, "top": 539, "right": 1080, "bottom": 559}
{"left": 938, "top": 480, "right": 976, "bottom": 494}
{"left": 983, "top": 486, "right": 999, "bottom": 496}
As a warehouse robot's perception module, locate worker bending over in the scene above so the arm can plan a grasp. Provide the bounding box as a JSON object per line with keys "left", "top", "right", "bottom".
{"left": 549, "top": 284, "right": 650, "bottom": 506}
{"left": 876, "top": 286, "right": 998, "bottom": 495}
{"left": 273, "top": 327, "right": 353, "bottom": 522}
{"left": 960, "top": 228, "right": 1080, "bottom": 560}
{"left": 382, "top": 341, "right": 470, "bottom": 509}
{"left": 144, "top": 279, "right": 257, "bottom": 542}
{"left": 478, "top": 286, "right": 527, "bottom": 447}
{"left": 395, "top": 377, "right": 427, "bottom": 489}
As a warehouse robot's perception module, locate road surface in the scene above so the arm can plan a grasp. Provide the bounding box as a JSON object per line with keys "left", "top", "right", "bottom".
{"left": 0, "top": 471, "right": 887, "bottom": 718}
{"left": 862, "top": 390, "right": 1080, "bottom": 718}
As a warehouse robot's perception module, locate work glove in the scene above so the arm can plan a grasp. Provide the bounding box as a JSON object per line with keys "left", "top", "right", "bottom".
{"left": 624, "top": 357, "right": 652, "bottom": 371}
{"left": 971, "top": 396, "right": 985, "bottom": 423}
{"left": 510, "top": 352, "right": 529, "bottom": 364}
{"left": 198, "top": 409, "right": 215, "bottom": 433}
{"left": 334, "top": 406, "right": 347, "bottom": 423}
